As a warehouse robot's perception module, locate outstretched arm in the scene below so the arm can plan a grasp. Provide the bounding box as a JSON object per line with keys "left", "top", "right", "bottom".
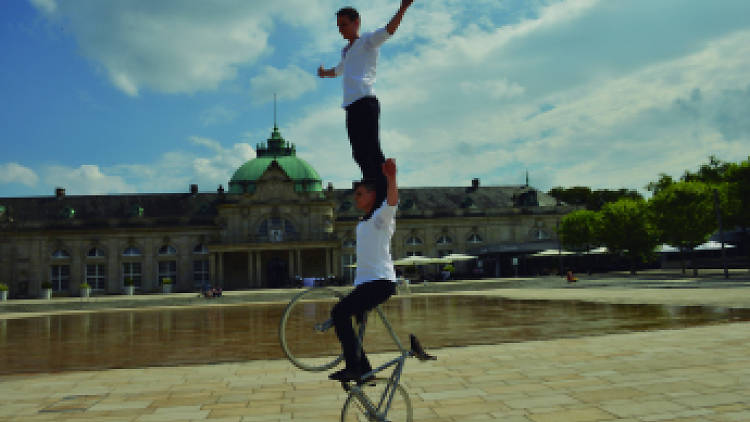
{"left": 382, "top": 158, "right": 399, "bottom": 206}
{"left": 386, "top": 0, "right": 414, "bottom": 35}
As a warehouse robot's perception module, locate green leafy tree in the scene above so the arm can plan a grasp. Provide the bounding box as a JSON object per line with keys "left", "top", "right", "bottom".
{"left": 725, "top": 158, "right": 750, "bottom": 265}
{"left": 649, "top": 181, "right": 717, "bottom": 275}
{"left": 597, "top": 199, "right": 659, "bottom": 275}
{"left": 646, "top": 173, "right": 675, "bottom": 195}
{"left": 559, "top": 210, "right": 600, "bottom": 274}
{"left": 548, "top": 187, "right": 642, "bottom": 211}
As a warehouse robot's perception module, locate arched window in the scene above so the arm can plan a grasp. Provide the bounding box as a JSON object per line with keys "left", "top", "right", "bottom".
{"left": 87, "top": 248, "right": 105, "bottom": 258}
{"left": 405, "top": 236, "right": 423, "bottom": 246}
{"left": 123, "top": 247, "right": 142, "bottom": 256}
{"left": 467, "top": 233, "right": 483, "bottom": 244}
{"left": 436, "top": 235, "right": 453, "bottom": 245}
{"left": 52, "top": 249, "right": 70, "bottom": 259}
{"left": 158, "top": 245, "right": 177, "bottom": 256}
{"left": 406, "top": 251, "right": 423, "bottom": 257}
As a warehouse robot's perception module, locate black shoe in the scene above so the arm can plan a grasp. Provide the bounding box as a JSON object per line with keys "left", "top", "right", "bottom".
{"left": 328, "top": 368, "right": 363, "bottom": 382}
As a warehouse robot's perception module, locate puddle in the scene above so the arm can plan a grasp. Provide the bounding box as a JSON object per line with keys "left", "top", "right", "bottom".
{"left": 1, "top": 295, "right": 748, "bottom": 375}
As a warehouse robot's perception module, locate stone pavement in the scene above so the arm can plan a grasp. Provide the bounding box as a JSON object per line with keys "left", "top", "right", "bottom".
{"left": 1, "top": 283, "right": 750, "bottom": 421}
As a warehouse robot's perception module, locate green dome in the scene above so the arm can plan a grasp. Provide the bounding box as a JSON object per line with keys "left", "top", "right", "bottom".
{"left": 229, "top": 126, "right": 322, "bottom": 194}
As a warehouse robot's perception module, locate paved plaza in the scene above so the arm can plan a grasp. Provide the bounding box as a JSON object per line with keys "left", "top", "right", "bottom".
{"left": 1, "top": 271, "right": 750, "bottom": 421}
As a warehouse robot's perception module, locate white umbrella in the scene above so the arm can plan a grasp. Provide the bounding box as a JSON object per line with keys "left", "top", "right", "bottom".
{"left": 584, "top": 246, "right": 609, "bottom": 254}
{"left": 531, "top": 249, "right": 576, "bottom": 257}
{"left": 695, "top": 240, "right": 735, "bottom": 251}
{"left": 656, "top": 244, "right": 680, "bottom": 253}
{"left": 443, "top": 253, "right": 478, "bottom": 261}
{"left": 393, "top": 256, "right": 433, "bottom": 266}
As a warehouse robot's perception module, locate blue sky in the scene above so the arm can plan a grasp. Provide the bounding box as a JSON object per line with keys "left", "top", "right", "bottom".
{"left": 1, "top": 0, "right": 749, "bottom": 197}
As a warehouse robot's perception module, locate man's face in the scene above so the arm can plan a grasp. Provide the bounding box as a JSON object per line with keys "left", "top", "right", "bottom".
{"left": 337, "top": 15, "right": 359, "bottom": 41}
{"left": 353, "top": 185, "right": 376, "bottom": 212}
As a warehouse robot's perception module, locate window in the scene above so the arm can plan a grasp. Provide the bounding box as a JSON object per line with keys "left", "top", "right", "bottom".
{"left": 50, "top": 265, "right": 70, "bottom": 291}
{"left": 343, "top": 239, "right": 356, "bottom": 248}
{"left": 193, "top": 244, "right": 208, "bottom": 254}
{"left": 86, "top": 264, "right": 106, "bottom": 290}
{"left": 52, "top": 249, "right": 70, "bottom": 259}
{"left": 193, "top": 260, "right": 209, "bottom": 288}
{"left": 405, "top": 236, "right": 423, "bottom": 246}
{"left": 123, "top": 262, "right": 142, "bottom": 288}
{"left": 406, "top": 251, "right": 423, "bottom": 257}
{"left": 87, "top": 247, "right": 105, "bottom": 257}
{"left": 436, "top": 235, "right": 453, "bottom": 245}
{"left": 158, "top": 261, "right": 176, "bottom": 285}
{"left": 467, "top": 233, "right": 483, "bottom": 244}
{"left": 158, "top": 245, "right": 177, "bottom": 255}
{"left": 123, "top": 247, "right": 142, "bottom": 256}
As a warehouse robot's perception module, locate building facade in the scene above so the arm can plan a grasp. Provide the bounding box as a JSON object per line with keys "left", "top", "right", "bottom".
{"left": 0, "top": 127, "right": 575, "bottom": 298}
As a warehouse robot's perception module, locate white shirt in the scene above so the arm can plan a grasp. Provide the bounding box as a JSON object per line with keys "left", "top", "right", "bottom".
{"left": 354, "top": 200, "right": 397, "bottom": 286}
{"left": 335, "top": 28, "right": 392, "bottom": 108}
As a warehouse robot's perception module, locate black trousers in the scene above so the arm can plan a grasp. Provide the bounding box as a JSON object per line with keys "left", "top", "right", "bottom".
{"left": 345, "top": 96, "right": 387, "bottom": 207}
{"left": 331, "top": 280, "right": 396, "bottom": 372}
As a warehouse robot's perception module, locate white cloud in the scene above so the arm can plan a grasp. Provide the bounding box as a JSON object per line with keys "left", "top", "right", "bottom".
{"left": 0, "top": 163, "right": 39, "bottom": 187}
{"left": 29, "top": 0, "right": 56, "bottom": 15}
{"left": 200, "top": 105, "right": 239, "bottom": 126}
{"left": 249, "top": 65, "right": 317, "bottom": 104}
{"left": 44, "top": 165, "right": 135, "bottom": 194}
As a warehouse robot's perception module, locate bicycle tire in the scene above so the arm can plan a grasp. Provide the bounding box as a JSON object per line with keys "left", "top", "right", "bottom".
{"left": 341, "top": 383, "right": 412, "bottom": 422}
{"left": 279, "top": 287, "right": 346, "bottom": 371}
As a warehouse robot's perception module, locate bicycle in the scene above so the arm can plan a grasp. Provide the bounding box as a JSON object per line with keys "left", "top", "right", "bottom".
{"left": 279, "top": 287, "right": 436, "bottom": 422}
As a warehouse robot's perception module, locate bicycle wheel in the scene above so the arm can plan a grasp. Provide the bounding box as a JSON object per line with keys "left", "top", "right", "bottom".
{"left": 341, "top": 383, "right": 412, "bottom": 422}
{"left": 279, "top": 287, "right": 346, "bottom": 371}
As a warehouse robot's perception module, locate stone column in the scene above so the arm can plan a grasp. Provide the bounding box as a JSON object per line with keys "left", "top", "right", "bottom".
{"left": 325, "top": 248, "right": 331, "bottom": 277}
{"left": 332, "top": 248, "right": 341, "bottom": 278}
{"left": 217, "top": 252, "right": 224, "bottom": 288}
{"left": 209, "top": 253, "right": 217, "bottom": 286}
{"left": 255, "top": 252, "right": 262, "bottom": 288}
{"left": 247, "top": 251, "right": 253, "bottom": 289}
{"left": 296, "top": 249, "right": 302, "bottom": 277}
{"left": 288, "top": 250, "right": 295, "bottom": 280}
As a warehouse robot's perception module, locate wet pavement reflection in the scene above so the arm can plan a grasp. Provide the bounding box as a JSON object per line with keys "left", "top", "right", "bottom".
{"left": 1, "top": 295, "right": 749, "bottom": 376}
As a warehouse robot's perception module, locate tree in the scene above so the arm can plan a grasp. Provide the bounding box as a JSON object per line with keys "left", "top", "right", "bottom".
{"left": 559, "top": 210, "right": 600, "bottom": 274}
{"left": 597, "top": 199, "right": 659, "bottom": 275}
{"left": 646, "top": 173, "right": 675, "bottom": 195}
{"left": 649, "top": 181, "right": 717, "bottom": 275}
{"left": 725, "top": 158, "right": 750, "bottom": 265}
{"left": 548, "top": 187, "right": 642, "bottom": 211}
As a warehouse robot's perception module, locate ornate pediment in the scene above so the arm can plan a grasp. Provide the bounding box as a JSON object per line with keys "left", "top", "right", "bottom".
{"left": 253, "top": 160, "right": 299, "bottom": 201}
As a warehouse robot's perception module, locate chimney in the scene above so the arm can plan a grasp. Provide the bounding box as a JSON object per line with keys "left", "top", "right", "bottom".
{"left": 55, "top": 187, "right": 66, "bottom": 198}
{"left": 190, "top": 184, "right": 198, "bottom": 195}
{"left": 327, "top": 182, "right": 334, "bottom": 193}
{"left": 217, "top": 184, "right": 225, "bottom": 195}
{"left": 471, "top": 178, "right": 480, "bottom": 191}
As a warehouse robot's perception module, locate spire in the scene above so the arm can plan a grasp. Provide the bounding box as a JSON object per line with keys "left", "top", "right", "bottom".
{"left": 273, "top": 93, "right": 278, "bottom": 130}
{"left": 525, "top": 169, "right": 529, "bottom": 187}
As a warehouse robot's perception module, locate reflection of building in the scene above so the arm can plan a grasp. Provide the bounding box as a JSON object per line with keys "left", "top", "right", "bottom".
{"left": 0, "top": 126, "right": 574, "bottom": 298}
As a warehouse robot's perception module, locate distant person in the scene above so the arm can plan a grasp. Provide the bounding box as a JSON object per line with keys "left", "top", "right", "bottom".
{"left": 329, "top": 158, "right": 399, "bottom": 382}
{"left": 318, "top": 1, "right": 414, "bottom": 208}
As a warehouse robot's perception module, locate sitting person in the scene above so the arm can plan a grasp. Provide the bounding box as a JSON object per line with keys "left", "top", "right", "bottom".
{"left": 566, "top": 270, "right": 578, "bottom": 283}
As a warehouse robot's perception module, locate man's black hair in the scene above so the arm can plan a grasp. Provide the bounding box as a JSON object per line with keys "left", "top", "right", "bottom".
{"left": 353, "top": 178, "right": 378, "bottom": 221}
{"left": 336, "top": 6, "right": 359, "bottom": 22}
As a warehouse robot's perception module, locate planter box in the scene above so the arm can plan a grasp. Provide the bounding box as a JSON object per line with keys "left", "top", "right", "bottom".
{"left": 0, "top": 290, "right": 7, "bottom": 301}
{"left": 162, "top": 284, "right": 173, "bottom": 294}
{"left": 81, "top": 288, "right": 91, "bottom": 298}
{"left": 41, "top": 288, "right": 52, "bottom": 300}
{"left": 124, "top": 285, "right": 135, "bottom": 296}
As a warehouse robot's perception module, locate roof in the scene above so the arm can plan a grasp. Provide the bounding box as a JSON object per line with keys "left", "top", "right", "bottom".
{"left": 228, "top": 126, "right": 322, "bottom": 194}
